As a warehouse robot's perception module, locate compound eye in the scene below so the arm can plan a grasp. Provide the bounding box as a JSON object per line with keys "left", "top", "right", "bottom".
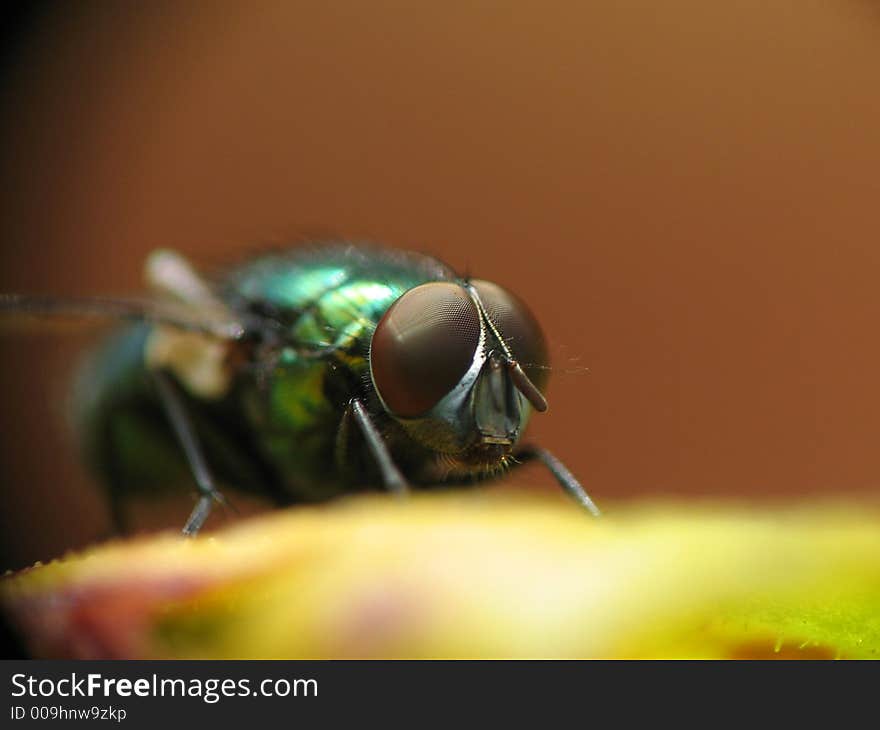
{"left": 470, "top": 279, "right": 549, "bottom": 391}
{"left": 370, "top": 283, "right": 481, "bottom": 417}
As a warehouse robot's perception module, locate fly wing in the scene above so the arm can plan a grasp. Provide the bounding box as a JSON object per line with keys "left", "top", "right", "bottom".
{"left": 0, "top": 293, "right": 248, "bottom": 340}
{"left": 1, "top": 249, "right": 256, "bottom": 339}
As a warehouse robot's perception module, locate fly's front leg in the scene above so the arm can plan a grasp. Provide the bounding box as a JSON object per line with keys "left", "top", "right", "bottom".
{"left": 515, "top": 445, "right": 601, "bottom": 517}
{"left": 348, "top": 398, "right": 409, "bottom": 496}
{"left": 152, "top": 369, "right": 232, "bottom": 535}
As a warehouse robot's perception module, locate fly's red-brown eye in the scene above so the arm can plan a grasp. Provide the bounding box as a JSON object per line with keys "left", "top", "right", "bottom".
{"left": 470, "top": 279, "right": 550, "bottom": 390}
{"left": 370, "top": 282, "right": 481, "bottom": 417}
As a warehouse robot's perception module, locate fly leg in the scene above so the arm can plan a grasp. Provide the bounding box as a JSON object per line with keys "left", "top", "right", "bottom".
{"left": 100, "top": 417, "right": 131, "bottom": 536}
{"left": 106, "top": 488, "right": 129, "bottom": 536}
{"left": 515, "top": 445, "right": 601, "bottom": 517}
{"left": 348, "top": 398, "right": 409, "bottom": 496}
{"left": 152, "top": 369, "right": 231, "bottom": 535}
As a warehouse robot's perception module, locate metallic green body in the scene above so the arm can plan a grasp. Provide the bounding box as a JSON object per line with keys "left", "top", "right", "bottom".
{"left": 223, "top": 243, "right": 460, "bottom": 499}
{"left": 75, "top": 243, "right": 472, "bottom": 507}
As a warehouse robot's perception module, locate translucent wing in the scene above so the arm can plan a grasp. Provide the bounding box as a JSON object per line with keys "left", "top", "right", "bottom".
{"left": 0, "top": 293, "right": 247, "bottom": 340}
{"left": 0, "top": 250, "right": 253, "bottom": 340}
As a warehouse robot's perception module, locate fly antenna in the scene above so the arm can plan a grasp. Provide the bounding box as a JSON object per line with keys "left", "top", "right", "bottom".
{"left": 506, "top": 358, "right": 548, "bottom": 413}
{"left": 464, "top": 281, "right": 549, "bottom": 413}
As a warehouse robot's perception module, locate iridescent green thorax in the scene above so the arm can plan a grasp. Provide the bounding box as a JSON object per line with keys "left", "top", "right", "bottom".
{"left": 224, "top": 243, "right": 456, "bottom": 353}
{"left": 220, "top": 243, "right": 459, "bottom": 499}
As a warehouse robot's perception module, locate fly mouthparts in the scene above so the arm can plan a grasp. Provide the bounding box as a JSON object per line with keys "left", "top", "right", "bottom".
{"left": 480, "top": 434, "right": 513, "bottom": 445}
{"left": 507, "top": 359, "right": 548, "bottom": 413}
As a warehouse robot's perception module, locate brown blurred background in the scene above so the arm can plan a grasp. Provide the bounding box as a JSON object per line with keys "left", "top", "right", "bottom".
{"left": 1, "top": 1, "right": 879, "bottom": 570}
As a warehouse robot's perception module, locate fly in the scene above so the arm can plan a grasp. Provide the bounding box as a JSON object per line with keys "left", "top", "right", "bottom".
{"left": 0, "top": 241, "right": 600, "bottom": 535}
